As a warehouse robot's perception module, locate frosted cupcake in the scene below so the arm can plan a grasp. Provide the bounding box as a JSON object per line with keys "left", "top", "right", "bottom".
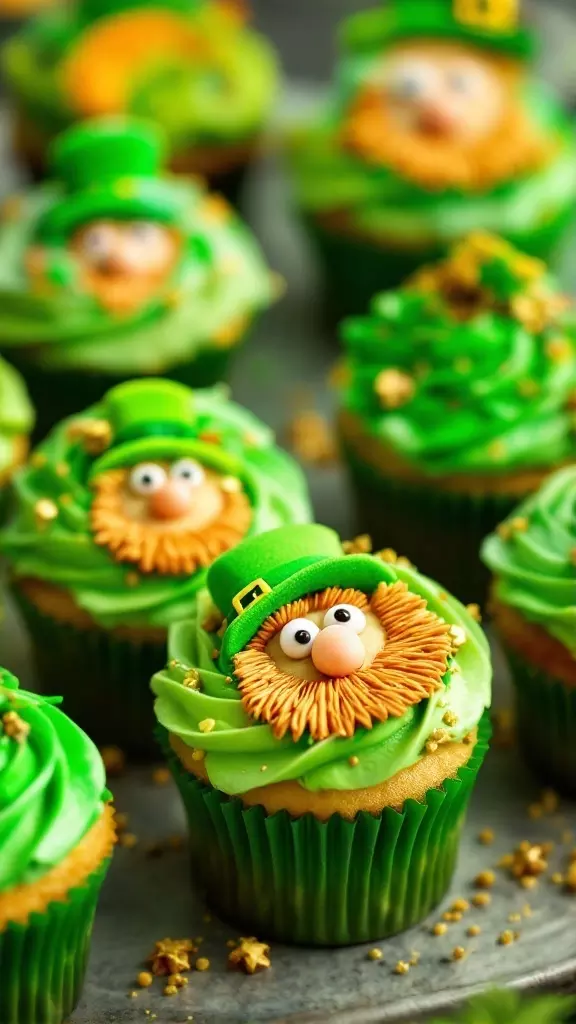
{"left": 0, "top": 354, "right": 33, "bottom": 514}
{"left": 338, "top": 233, "right": 576, "bottom": 604}
{"left": 0, "top": 668, "right": 115, "bottom": 1024}
{"left": 482, "top": 466, "right": 576, "bottom": 794}
{"left": 3, "top": 0, "right": 278, "bottom": 199}
{"left": 290, "top": 0, "right": 576, "bottom": 318}
{"left": 153, "top": 524, "right": 491, "bottom": 945}
{"left": 0, "top": 118, "right": 273, "bottom": 438}
{"left": 2, "top": 378, "right": 311, "bottom": 755}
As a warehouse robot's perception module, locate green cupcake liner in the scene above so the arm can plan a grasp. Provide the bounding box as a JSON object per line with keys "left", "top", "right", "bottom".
{"left": 13, "top": 584, "right": 166, "bottom": 758}
{"left": 504, "top": 645, "right": 576, "bottom": 797}
{"left": 0, "top": 853, "right": 111, "bottom": 1024}
{"left": 10, "top": 347, "right": 239, "bottom": 443}
{"left": 342, "top": 442, "right": 524, "bottom": 608}
{"left": 160, "top": 714, "right": 490, "bottom": 947}
{"left": 305, "top": 205, "right": 575, "bottom": 323}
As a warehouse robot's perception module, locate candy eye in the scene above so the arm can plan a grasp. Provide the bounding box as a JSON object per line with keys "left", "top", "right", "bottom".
{"left": 129, "top": 463, "right": 167, "bottom": 495}
{"left": 128, "top": 221, "right": 164, "bottom": 242}
{"left": 388, "top": 60, "right": 437, "bottom": 100}
{"left": 447, "top": 68, "right": 480, "bottom": 94}
{"left": 323, "top": 605, "right": 367, "bottom": 634}
{"left": 279, "top": 618, "right": 320, "bottom": 660}
{"left": 170, "top": 459, "right": 205, "bottom": 487}
{"left": 81, "top": 225, "right": 114, "bottom": 259}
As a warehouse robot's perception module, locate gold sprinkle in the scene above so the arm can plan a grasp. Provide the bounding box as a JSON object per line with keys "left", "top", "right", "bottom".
{"left": 125, "top": 571, "right": 140, "bottom": 588}
{"left": 498, "top": 930, "right": 516, "bottom": 946}
{"left": 34, "top": 498, "right": 59, "bottom": 525}
{"left": 498, "top": 854, "right": 514, "bottom": 868}
{"left": 374, "top": 368, "right": 415, "bottom": 410}
{"left": 147, "top": 938, "right": 196, "bottom": 976}
{"left": 67, "top": 418, "right": 112, "bottom": 455}
{"left": 426, "top": 741, "right": 438, "bottom": 754}
{"left": 479, "top": 829, "right": 495, "bottom": 846}
{"left": 226, "top": 939, "right": 237, "bottom": 948}
{"left": 443, "top": 710, "right": 459, "bottom": 727}
{"left": 260, "top": 764, "right": 268, "bottom": 773}
{"left": 191, "top": 750, "right": 206, "bottom": 762}
{"left": 451, "top": 899, "right": 470, "bottom": 913}
{"left": 55, "top": 462, "right": 69, "bottom": 478}
{"left": 129, "top": 990, "right": 138, "bottom": 998}
{"left": 163, "top": 985, "right": 178, "bottom": 996}
{"left": 510, "top": 516, "right": 529, "bottom": 534}
{"left": 509, "top": 842, "right": 548, "bottom": 879}
{"left": 342, "top": 535, "right": 372, "bottom": 555}
{"left": 152, "top": 767, "right": 171, "bottom": 786}
{"left": 508, "top": 913, "right": 522, "bottom": 923}
{"left": 114, "top": 812, "right": 129, "bottom": 833}
{"left": 409, "top": 951, "right": 420, "bottom": 966}
{"left": 522, "top": 903, "right": 533, "bottom": 917}
{"left": 467, "top": 925, "right": 481, "bottom": 937}
{"left": 393, "top": 961, "right": 410, "bottom": 975}
{"left": 474, "top": 870, "right": 495, "bottom": 889}
{"left": 551, "top": 872, "right": 564, "bottom": 885}
{"left": 432, "top": 923, "right": 448, "bottom": 936}
{"left": 287, "top": 410, "right": 338, "bottom": 466}
{"left": 520, "top": 876, "right": 538, "bottom": 890}
{"left": 449, "top": 625, "right": 467, "bottom": 649}
{"left": 348, "top": 755, "right": 360, "bottom": 767}
{"left": 228, "top": 939, "right": 270, "bottom": 974}
{"left": 195, "top": 958, "right": 210, "bottom": 972}
{"left": 1, "top": 711, "right": 30, "bottom": 744}
{"left": 168, "top": 974, "right": 188, "bottom": 988}
{"left": 100, "top": 746, "right": 126, "bottom": 776}
{"left": 199, "top": 718, "right": 216, "bottom": 734}
{"left": 443, "top": 911, "right": 462, "bottom": 923}
{"left": 471, "top": 893, "right": 491, "bottom": 908}
{"left": 451, "top": 946, "right": 467, "bottom": 961}
{"left": 565, "top": 863, "right": 576, "bottom": 892}
{"left": 119, "top": 832, "right": 138, "bottom": 849}
{"left": 367, "top": 948, "right": 383, "bottom": 961}
{"left": 183, "top": 670, "right": 201, "bottom": 690}
{"left": 137, "top": 972, "right": 153, "bottom": 989}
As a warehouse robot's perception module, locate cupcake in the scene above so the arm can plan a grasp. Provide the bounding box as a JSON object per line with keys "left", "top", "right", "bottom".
{"left": 482, "top": 466, "right": 576, "bottom": 794}
{"left": 152, "top": 523, "right": 491, "bottom": 946}
{"left": 0, "top": 667, "right": 115, "bottom": 1024}
{"left": 0, "top": 353, "right": 33, "bottom": 515}
{"left": 338, "top": 233, "right": 576, "bottom": 605}
{"left": 0, "top": 117, "right": 274, "bottom": 439}
{"left": 2, "top": 378, "right": 312, "bottom": 755}
{"left": 290, "top": 0, "right": 576, "bottom": 319}
{"left": 3, "top": 0, "right": 277, "bottom": 198}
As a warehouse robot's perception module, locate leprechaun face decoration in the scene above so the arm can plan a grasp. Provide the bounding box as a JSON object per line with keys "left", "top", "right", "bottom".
{"left": 342, "top": 0, "right": 551, "bottom": 192}
{"left": 78, "top": 379, "right": 252, "bottom": 576}
{"left": 210, "top": 525, "right": 453, "bottom": 742}
{"left": 25, "top": 121, "right": 184, "bottom": 317}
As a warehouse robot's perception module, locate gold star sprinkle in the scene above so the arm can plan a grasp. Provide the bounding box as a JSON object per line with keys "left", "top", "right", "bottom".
{"left": 1, "top": 711, "right": 30, "bottom": 744}
{"left": 67, "top": 418, "right": 112, "bottom": 455}
{"left": 147, "top": 938, "right": 196, "bottom": 976}
{"left": 228, "top": 938, "right": 270, "bottom": 974}
{"left": 374, "top": 369, "right": 415, "bottom": 410}
{"left": 34, "top": 499, "right": 58, "bottom": 525}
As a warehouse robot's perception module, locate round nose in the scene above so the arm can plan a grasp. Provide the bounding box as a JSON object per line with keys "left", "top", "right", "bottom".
{"left": 417, "top": 102, "right": 456, "bottom": 136}
{"left": 311, "top": 625, "right": 366, "bottom": 678}
{"left": 148, "top": 480, "right": 192, "bottom": 521}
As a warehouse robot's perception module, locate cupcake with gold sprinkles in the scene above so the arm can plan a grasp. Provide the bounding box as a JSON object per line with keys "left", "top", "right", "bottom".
{"left": 152, "top": 523, "right": 491, "bottom": 945}
{"left": 338, "top": 233, "right": 576, "bottom": 605}
{"left": 0, "top": 668, "right": 115, "bottom": 1024}
{"left": 482, "top": 466, "right": 576, "bottom": 794}
{"left": 2, "top": 378, "right": 311, "bottom": 754}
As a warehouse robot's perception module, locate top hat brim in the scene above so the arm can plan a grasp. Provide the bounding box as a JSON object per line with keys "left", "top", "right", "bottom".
{"left": 36, "top": 182, "right": 184, "bottom": 244}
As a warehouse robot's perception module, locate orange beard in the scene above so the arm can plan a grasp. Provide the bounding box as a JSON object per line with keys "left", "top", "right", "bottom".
{"left": 90, "top": 469, "right": 252, "bottom": 575}
{"left": 342, "top": 67, "right": 555, "bottom": 192}
{"left": 233, "top": 583, "right": 452, "bottom": 742}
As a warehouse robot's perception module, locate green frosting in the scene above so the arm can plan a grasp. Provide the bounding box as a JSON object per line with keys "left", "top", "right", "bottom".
{"left": 0, "top": 668, "right": 108, "bottom": 892}
{"left": 1, "top": 383, "right": 311, "bottom": 631}
{"left": 340, "top": 239, "right": 576, "bottom": 476}
{"left": 0, "top": 355, "right": 33, "bottom": 477}
{"left": 152, "top": 562, "right": 491, "bottom": 795}
{"left": 2, "top": 2, "right": 277, "bottom": 151}
{"left": 430, "top": 990, "right": 576, "bottom": 1024}
{"left": 0, "top": 123, "right": 272, "bottom": 374}
{"left": 482, "top": 466, "right": 576, "bottom": 654}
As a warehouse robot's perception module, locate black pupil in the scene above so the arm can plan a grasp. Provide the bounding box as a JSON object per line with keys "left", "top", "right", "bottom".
{"left": 334, "top": 608, "right": 351, "bottom": 623}
{"left": 295, "top": 629, "right": 311, "bottom": 645}
{"left": 142, "top": 475, "right": 153, "bottom": 486}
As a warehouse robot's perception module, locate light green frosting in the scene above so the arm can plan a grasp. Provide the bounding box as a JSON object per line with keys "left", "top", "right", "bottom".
{"left": 3, "top": 3, "right": 277, "bottom": 151}
{"left": 1, "top": 387, "right": 311, "bottom": 630}
{"left": 0, "top": 669, "right": 108, "bottom": 892}
{"left": 152, "top": 563, "right": 491, "bottom": 795}
{"left": 430, "top": 990, "right": 576, "bottom": 1024}
{"left": 0, "top": 183, "right": 272, "bottom": 374}
{"left": 341, "top": 270, "right": 576, "bottom": 476}
{"left": 0, "top": 354, "right": 33, "bottom": 477}
{"left": 482, "top": 466, "right": 576, "bottom": 654}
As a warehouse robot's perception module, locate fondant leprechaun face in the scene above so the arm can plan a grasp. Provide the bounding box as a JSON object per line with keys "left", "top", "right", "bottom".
{"left": 91, "top": 458, "right": 251, "bottom": 575}
{"left": 233, "top": 583, "right": 452, "bottom": 742}
{"left": 344, "top": 41, "right": 549, "bottom": 191}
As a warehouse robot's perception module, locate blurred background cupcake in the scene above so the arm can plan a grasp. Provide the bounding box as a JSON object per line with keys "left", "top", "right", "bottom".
{"left": 2, "top": 0, "right": 278, "bottom": 201}
{"left": 290, "top": 0, "right": 576, "bottom": 319}
{"left": 0, "top": 117, "right": 274, "bottom": 439}
{"left": 0, "top": 667, "right": 115, "bottom": 1024}
{"left": 0, "top": 353, "right": 33, "bottom": 518}
{"left": 153, "top": 524, "right": 491, "bottom": 945}
{"left": 2, "top": 378, "right": 311, "bottom": 755}
{"left": 338, "top": 233, "right": 576, "bottom": 606}
{"left": 482, "top": 466, "right": 576, "bottom": 795}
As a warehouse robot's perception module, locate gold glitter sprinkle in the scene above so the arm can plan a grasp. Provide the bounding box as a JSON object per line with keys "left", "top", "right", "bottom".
{"left": 342, "top": 535, "right": 372, "bottom": 555}
{"left": 137, "top": 972, "right": 153, "bottom": 989}
{"left": 195, "top": 958, "right": 210, "bottom": 972}
{"left": 228, "top": 939, "right": 270, "bottom": 974}
{"left": 432, "top": 923, "right": 448, "bottom": 936}
{"left": 509, "top": 842, "right": 548, "bottom": 879}
{"left": 467, "top": 925, "right": 481, "bottom": 937}
{"left": 498, "top": 930, "right": 516, "bottom": 946}
{"left": 148, "top": 939, "right": 196, "bottom": 976}
{"left": 499, "top": 854, "right": 514, "bottom": 869}
{"left": 1, "top": 711, "right": 30, "bottom": 744}
{"left": 443, "top": 710, "right": 459, "bottom": 727}
{"left": 152, "top": 767, "right": 171, "bottom": 786}
{"left": 451, "top": 899, "right": 470, "bottom": 913}
{"left": 163, "top": 985, "right": 178, "bottom": 996}
{"left": 114, "top": 812, "right": 129, "bottom": 833}
{"left": 67, "top": 418, "right": 112, "bottom": 455}
{"left": 443, "top": 911, "right": 462, "bottom": 923}
{"left": 199, "top": 719, "right": 216, "bottom": 734}
{"left": 393, "top": 961, "right": 410, "bottom": 975}
{"left": 479, "top": 829, "right": 495, "bottom": 846}
{"left": 34, "top": 499, "right": 58, "bottom": 525}
{"left": 474, "top": 871, "right": 495, "bottom": 889}
{"left": 183, "top": 670, "right": 201, "bottom": 690}
{"left": 374, "top": 369, "right": 415, "bottom": 409}
{"left": 348, "top": 755, "right": 360, "bottom": 767}
{"left": 191, "top": 750, "right": 206, "bottom": 762}
{"left": 367, "top": 948, "right": 383, "bottom": 961}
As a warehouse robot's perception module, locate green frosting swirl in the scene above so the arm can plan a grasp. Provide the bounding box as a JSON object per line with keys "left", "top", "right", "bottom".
{"left": 341, "top": 256, "right": 576, "bottom": 476}
{"left": 0, "top": 183, "right": 272, "bottom": 374}
{"left": 3, "top": 3, "right": 277, "bottom": 150}
{"left": 0, "top": 355, "right": 33, "bottom": 477}
{"left": 0, "top": 669, "right": 108, "bottom": 891}
{"left": 1, "top": 386, "right": 311, "bottom": 630}
{"left": 152, "top": 564, "right": 491, "bottom": 795}
{"left": 482, "top": 466, "right": 576, "bottom": 653}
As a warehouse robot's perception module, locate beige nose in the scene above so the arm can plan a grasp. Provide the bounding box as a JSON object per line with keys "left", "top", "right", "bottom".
{"left": 148, "top": 480, "right": 192, "bottom": 521}
{"left": 311, "top": 625, "right": 365, "bottom": 678}
{"left": 417, "top": 101, "right": 457, "bottom": 136}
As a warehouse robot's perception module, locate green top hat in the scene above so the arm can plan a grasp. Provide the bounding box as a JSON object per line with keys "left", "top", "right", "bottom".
{"left": 209, "top": 525, "right": 397, "bottom": 672}
{"left": 36, "top": 118, "right": 188, "bottom": 244}
{"left": 343, "top": 0, "right": 534, "bottom": 61}
{"left": 77, "top": 0, "right": 204, "bottom": 29}
{"left": 87, "top": 379, "right": 245, "bottom": 480}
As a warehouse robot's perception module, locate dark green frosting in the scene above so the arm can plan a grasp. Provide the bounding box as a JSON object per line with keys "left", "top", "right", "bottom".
{"left": 341, "top": 238, "right": 576, "bottom": 475}
{"left": 0, "top": 669, "right": 108, "bottom": 891}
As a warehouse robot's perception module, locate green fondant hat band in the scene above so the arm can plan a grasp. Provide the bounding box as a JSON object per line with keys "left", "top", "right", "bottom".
{"left": 342, "top": 0, "right": 534, "bottom": 60}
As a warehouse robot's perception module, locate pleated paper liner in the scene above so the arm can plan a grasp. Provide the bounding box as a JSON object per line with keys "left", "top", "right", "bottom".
{"left": 506, "top": 646, "right": 576, "bottom": 797}
{"left": 0, "top": 855, "right": 111, "bottom": 1024}
{"left": 160, "top": 714, "right": 491, "bottom": 947}
{"left": 341, "top": 444, "right": 521, "bottom": 609}
{"left": 13, "top": 583, "right": 166, "bottom": 758}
